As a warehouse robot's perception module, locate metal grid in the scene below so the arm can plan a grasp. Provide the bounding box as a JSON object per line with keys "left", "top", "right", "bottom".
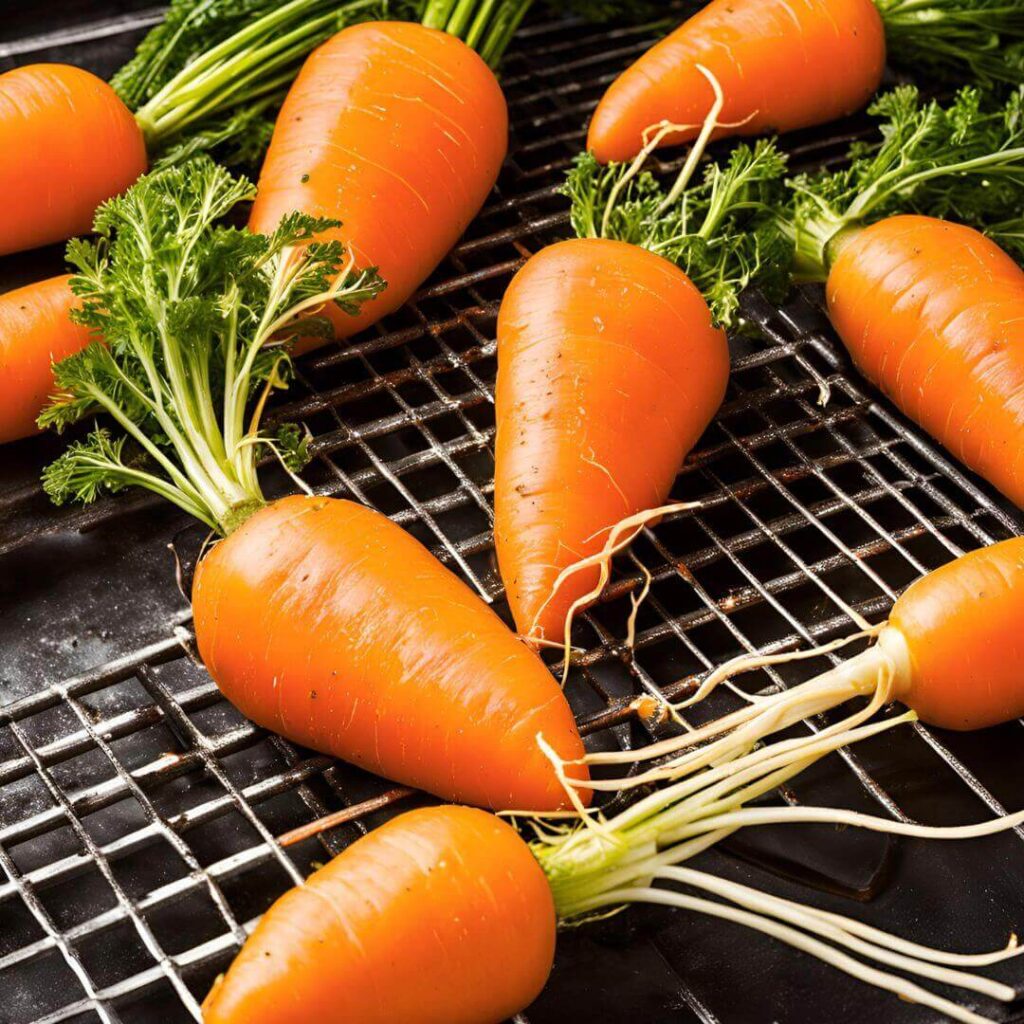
{"left": 2, "top": 7, "right": 1024, "bottom": 1024}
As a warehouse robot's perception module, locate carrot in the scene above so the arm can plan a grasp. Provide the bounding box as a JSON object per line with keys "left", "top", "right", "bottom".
{"left": 193, "top": 495, "right": 588, "bottom": 809}
{"left": 204, "top": 796, "right": 1024, "bottom": 1024}
{"left": 587, "top": 0, "right": 1024, "bottom": 163}
{"left": 0, "top": 276, "right": 92, "bottom": 444}
{"left": 247, "top": 20, "right": 508, "bottom": 348}
{"left": 772, "top": 88, "right": 1024, "bottom": 502}
{"left": 588, "top": 0, "right": 885, "bottom": 163}
{"left": 202, "top": 806, "right": 557, "bottom": 1024}
{"left": 494, "top": 238, "right": 728, "bottom": 639}
{"left": 42, "top": 160, "right": 585, "bottom": 812}
{"left": 0, "top": 65, "right": 147, "bottom": 256}
{"left": 492, "top": 72, "right": 785, "bottom": 640}
{"left": 827, "top": 215, "right": 1024, "bottom": 512}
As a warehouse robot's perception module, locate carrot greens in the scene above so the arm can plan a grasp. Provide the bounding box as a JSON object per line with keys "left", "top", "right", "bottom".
{"left": 876, "top": 0, "right": 1024, "bottom": 87}
{"left": 40, "top": 159, "right": 382, "bottom": 535}
{"left": 563, "top": 128, "right": 791, "bottom": 327}
{"left": 785, "top": 86, "right": 1024, "bottom": 279}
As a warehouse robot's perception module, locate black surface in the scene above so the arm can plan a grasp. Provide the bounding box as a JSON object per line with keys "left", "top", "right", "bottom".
{"left": 2, "top": 5, "right": 1024, "bottom": 1024}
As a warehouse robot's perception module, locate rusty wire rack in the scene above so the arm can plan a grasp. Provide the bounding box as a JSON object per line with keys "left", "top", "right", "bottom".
{"left": 2, "top": 6, "right": 1024, "bottom": 1024}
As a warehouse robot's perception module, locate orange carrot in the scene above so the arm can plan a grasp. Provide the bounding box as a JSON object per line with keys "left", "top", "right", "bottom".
{"left": 42, "top": 165, "right": 584, "bottom": 813}
{"left": 888, "top": 535, "right": 1024, "bottom": 730}
{"left": 0, "top": 65, "right": 147, "bottom": 256}
{"left": 587, "top": 0, "right": 886, "bottom": 163}
{"left": 193, "top": 495, "right": 588, "bottom": 810}
{"left": 204, "top": 794, "right": 1024, "bottom": 1023}
{"left": 494, "top": 238, "right": 728, "bottom": 639}
{"left": 202, "top": 806, "right": 557, "bottom": 1024}
{"left": 827, "top": 215, "right": 1024, "bottom": 512}
{"left": 0, "top": 276, "right": 92, "bottom": 444}
{"left": 248, "top": 21, "right": 507, "bottom": 349}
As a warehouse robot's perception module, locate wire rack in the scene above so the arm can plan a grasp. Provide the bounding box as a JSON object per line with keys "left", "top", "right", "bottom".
{"left": 2, "top": 7, "right": 1024, "bottom": 1024}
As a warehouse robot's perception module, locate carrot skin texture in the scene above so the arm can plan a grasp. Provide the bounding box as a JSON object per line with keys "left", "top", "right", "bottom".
{"left": 891, "top": 537, "right": 1024, "bottom": 731}
{"left": 192, "top": 496, "right": 588, "bottom": 810}
{"left": 0, "top": 65, "right": 147, "bottom": 256}
{"left": 248, "top": 22, "right": 508, "bottom": 350}
{"left": 587, "top": 0, "right": 886, "bottom": 163}
{"left": 0, "top": 275, "right": 92, "bottom": 444}
{"left": 827, "top": 216, "right": 1024, "bottom": 512}
{"left": 494, "top": 239, "right": 728, "bottom": 640}
{"left": 202, "top": 806, "right": 555, "bottom": 1024}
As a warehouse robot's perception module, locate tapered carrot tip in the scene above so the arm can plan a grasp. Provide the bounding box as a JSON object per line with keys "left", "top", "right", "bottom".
{"left": 0, "top": 64, "right": 146, "bottom": 255}
{"left": 0, "top": 275, "right": 92, "bottom": 444}
{"left": 494, "top": 238, "right": 728, "bottom": 641}
{"left": 890, "top": 536, "right": 1024, "bottom": 731}
{"left": 586, "top": 0, "right": 885, "bottom": 163}
{"left": 248, "top": 21, "right": 508, "bottom": 350}
{"left": 192, "top": 495, "right": 589, "bottom": 811}
{"left": 202, "top": 806, "right": 556, "bottom": 1024}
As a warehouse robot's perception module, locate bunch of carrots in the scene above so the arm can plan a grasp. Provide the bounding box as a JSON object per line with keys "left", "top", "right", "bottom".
{"left": 3, "top": 0, "right": 1024, "bottom": 1021}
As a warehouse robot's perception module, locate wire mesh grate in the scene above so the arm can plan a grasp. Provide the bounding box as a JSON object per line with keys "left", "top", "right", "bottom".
{"left": 1, "top": 6, "right": 1023, "bottom": 1024}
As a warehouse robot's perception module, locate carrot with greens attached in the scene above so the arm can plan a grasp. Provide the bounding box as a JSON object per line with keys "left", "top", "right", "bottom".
{"left": 778, "top": 87, "right": 1024, "bottom": 508}
{"left": 0, "top": 277, "right": 91, "bottom": 444}
{"left": 587, "top": 0, "right": 1024, "bottom": 163}
{"left": 203, "top": 785, "right": 1024, "bottom": 1024}
{"left": 40, "top": 159, "right": 587, "bottom": 812}
{"left": 494, "top": 73, "right": 790, "bottom": 640}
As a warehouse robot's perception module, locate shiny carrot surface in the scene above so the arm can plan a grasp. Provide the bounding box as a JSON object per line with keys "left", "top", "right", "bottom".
{"left": 192, "top": 495, "right": 588, "bottom": 810}
{"left": 827, "top": 215, "right": 1024, "bottom": 513}
{"left": 0, "top": 64, "right": 146, "bottom": 256}
{"left": 587, "top": 0, "right": 885, "bottom": 163}
{"left": 890, "top": 538, "right": 1024, "bottom": 731}
{"left": 494, "top": 238, "right": 728, "bottom": 640}
{"left": 0, "top": 275, "right": 91, "bottom": 444}
{"left": 249, "top": 21, "right": 508, "bottom": 349}
{"left": 202, "top": 806, "right": 556, "bottom": 1024}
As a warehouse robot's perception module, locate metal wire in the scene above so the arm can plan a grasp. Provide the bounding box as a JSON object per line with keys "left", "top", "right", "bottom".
{"left": 1, "top": 8, "right": 1023, "bottom": 1024}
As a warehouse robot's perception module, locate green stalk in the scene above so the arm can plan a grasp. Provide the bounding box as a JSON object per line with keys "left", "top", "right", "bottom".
{"left": 876, "top": 0, "right": 1024, "bottom": 86}
{"left": 128, "top": 0, "right": 385, "bottom": 158}
{"left": 420, "top": 0, "right": 535, "bottom": 67}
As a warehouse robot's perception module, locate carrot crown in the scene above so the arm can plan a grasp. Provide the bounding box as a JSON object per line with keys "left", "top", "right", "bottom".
{"left": 784, "top": 85, "right": 1024, "bottom": 280}
{"left": 40, "top": 158, "right": 382, "bottom": 536}
{"left": 567, "top": 72, "right": 791, "bottom": 327}
{"left": 876, "top": 0, "right": 1024, "bottom": 88}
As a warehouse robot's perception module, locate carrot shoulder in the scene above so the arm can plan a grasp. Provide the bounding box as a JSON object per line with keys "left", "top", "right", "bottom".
{"left": 587, "top": 0, "right": 885, "bottom": 163}
{"left": 192, "top": 495, "right": 588, "bottom": 810}
{"left": 0, "top": 65, "right": 146, "bottom": 256}
{"left": 494, "top": 238, "right": 728, "bottom": 640}
{"left": 248, "top": 21, "right": 508, "bottom": 349}
{"left": 827, "top": 215, "right": 1024, "bottom": 513}
{"left": 0, "top": 275, "right": 92, "bottom": 444}
{"left": 202, "top": 806, "right": 556, "bottom": 1024}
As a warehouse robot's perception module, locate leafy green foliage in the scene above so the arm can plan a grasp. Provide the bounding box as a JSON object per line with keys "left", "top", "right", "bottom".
{"left": 563, "top": 142, "right": 791, "bottom": 327}
{"left": 876, "top": 0, "right": 1024, "bottom": 88}
{"left": 43, "top": 429, "right": 134, "bottom": 506}
{"left": 785, "top": 86, "right": 1024, "bottom": 277}
{"left": 41, "top": 157, "right": 383, "bottom": 532}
